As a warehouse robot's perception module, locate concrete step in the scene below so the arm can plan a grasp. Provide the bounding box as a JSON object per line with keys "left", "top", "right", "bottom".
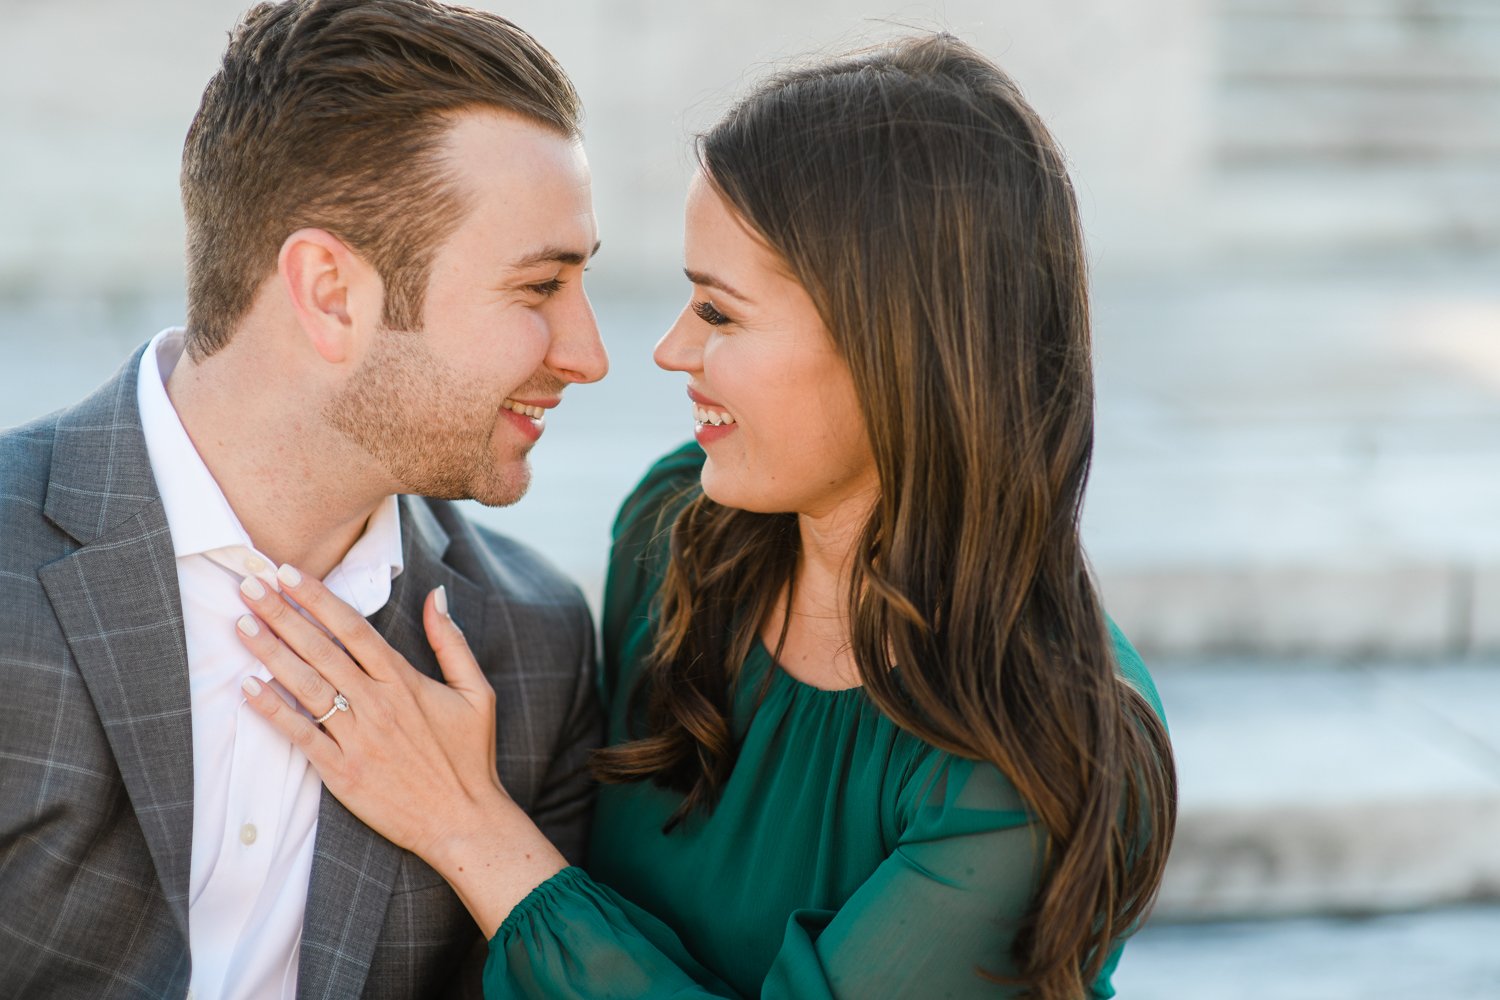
{"left": 1218, "top": 89, "right": 1500, "bottom": 163}
{"left": 1224, "top": 34, "right": 1500, "bottom": 90}
{"left": 1116, "top": 901, "right": 1500, "bottom": 1000}
{"left": 1083, "top": 267, "right": 1500, "bottom": 660}
{"left": 1208, "top": 165, "right": 1500, "bottom": 253}
{"left": 1221, "top": 0, "right": 1500, "bottom": 90}
{"left": 1152, "top": 661, "right": 1500, "bottom": 922}
{"left": 1211, "top": 0, "right": 1500, "bottom": 249}
{"left": 1223, "top": 0, "right": 1500, "bottom": 20}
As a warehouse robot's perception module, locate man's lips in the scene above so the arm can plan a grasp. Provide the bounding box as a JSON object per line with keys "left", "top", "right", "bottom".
{"left": 502, "top": 396, "right": 560, "bottom": 419}
{"left": 499, "top": 396, "right": 559, "bottom": 443}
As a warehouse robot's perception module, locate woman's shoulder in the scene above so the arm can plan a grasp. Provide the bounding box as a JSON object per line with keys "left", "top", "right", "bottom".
{"left": 893, "top": 616, "right": 1163, "bottom": 838}
{"left": 1105, "top": 616, "right": 1166, "bottom": 726}
{"left": 609, "top": 441, "right": 706, "bottom": 551}
{"left": 599, "top": 443, "right": 706, "bottom": 705}
{"left": 604, "top": 442, "right": 705, "bottom": 609}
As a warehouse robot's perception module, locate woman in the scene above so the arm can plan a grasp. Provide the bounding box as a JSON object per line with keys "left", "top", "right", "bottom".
{"left": 237, "top": 33, "right": 1175, "bottom": 999}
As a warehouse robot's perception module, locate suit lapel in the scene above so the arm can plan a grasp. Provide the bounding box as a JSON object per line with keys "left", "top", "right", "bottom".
{"left": 36, "top": 347, "right": 196, "bottom": 939}
{"left": 297, "top": 496, "right": 493, "bottom": 999}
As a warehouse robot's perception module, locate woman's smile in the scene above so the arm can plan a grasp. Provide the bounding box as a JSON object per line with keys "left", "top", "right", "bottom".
{"left": 687, "top": 385, "right": 737, "bottom": 442}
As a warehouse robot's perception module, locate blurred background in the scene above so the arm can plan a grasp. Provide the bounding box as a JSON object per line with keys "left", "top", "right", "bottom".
{"left": 3, "top": 1, "right": 1499, "bottom": 996}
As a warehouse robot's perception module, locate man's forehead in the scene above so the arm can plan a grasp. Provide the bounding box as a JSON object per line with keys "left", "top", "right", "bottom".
{"left": 437, "top": 106, "right": 583, "bottom": 172}
{"left": 433, "top": 109, "right": 595, "bottom": 259}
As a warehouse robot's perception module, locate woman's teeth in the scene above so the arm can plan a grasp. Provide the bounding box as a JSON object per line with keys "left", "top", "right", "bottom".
{"left": 502, "top": 399, "right": 545, "bottom": 420}
{"left": 694, "top": 404, "right": 735, "bottom": 427}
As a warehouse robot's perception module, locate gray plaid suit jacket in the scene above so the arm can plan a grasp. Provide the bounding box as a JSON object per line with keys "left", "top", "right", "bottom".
{"left": 0, "top": 346, "right": 602, "bottom": 998}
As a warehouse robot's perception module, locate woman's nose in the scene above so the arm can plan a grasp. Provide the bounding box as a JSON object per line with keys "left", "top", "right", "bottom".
{"left": 653, "top": 307, "right": 703, "bottom": 373}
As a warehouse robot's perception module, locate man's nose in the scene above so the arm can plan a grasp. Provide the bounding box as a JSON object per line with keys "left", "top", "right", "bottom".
{"left": 551, "top": 294, "right": 609, "bottom": 385}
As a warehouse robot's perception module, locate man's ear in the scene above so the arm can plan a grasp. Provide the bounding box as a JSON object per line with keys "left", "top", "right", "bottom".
{"left": 277, "top": 228, "right": 381, "bottom": 364}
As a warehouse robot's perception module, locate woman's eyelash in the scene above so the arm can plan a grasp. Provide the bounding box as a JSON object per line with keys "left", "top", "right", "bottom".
{"left": 692, "top": 300, "right": 730, "bottom": 326}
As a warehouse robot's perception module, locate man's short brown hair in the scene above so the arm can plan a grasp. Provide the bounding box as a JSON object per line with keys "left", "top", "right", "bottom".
{"left": 180, "top": 0, "right": 581, "bottom": 358}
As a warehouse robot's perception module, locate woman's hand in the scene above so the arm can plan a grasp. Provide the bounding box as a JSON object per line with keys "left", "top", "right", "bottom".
{"left": 235, "top": 565, "right": 566, "bottom": 935}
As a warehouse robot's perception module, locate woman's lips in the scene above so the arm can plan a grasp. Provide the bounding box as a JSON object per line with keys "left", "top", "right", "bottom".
{"left": 686, "top": 386, "right": 737, "bottom": 443}
{"left": 686, "top": 386, "right": 725, "bottom": 409}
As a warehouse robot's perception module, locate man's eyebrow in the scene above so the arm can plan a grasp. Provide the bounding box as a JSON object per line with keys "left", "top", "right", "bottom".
{"left": 510, "top": 240, "right": 602, "bottom": 270}
{"left": 683, "top": 268, "right": 750, "bottom": 303}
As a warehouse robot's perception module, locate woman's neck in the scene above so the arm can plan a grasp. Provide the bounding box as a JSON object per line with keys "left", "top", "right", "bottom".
{"left": 762, "top": 491, "right": 875, "bottom": 691}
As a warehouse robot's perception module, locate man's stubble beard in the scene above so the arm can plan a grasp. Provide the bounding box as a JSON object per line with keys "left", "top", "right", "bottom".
{"left": 323, "top": 326, "right": 532, "bottom": 507}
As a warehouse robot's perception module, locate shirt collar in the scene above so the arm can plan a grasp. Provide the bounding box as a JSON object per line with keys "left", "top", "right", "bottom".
{"left": 136, "top": 328, "right": 404, "bottom": 584}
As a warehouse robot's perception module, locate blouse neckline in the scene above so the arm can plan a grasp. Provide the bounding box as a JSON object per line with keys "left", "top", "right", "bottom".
{"left": 746, "top": 637, "right": 870, "bottom": 700}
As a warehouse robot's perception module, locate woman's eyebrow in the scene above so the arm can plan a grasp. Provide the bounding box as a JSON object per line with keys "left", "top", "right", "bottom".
{"left": 683, "top": 267, "right": 750, "bottom": 302}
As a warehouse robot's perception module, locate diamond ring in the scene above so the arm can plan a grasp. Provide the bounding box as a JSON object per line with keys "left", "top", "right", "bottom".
{"left": 313, "top": 691, "right": 350, "bottom": 725}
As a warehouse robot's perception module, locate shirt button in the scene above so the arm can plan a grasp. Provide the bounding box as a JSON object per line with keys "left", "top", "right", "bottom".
{"left": 244, "top": 555, "right": 269, "bottom": 574}
{"left": 239, "top": 823, "right": 258, "bottom": 846}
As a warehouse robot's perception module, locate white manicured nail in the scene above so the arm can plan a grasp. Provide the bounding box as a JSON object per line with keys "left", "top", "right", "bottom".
{"left": 240, "top": 576, "right": 266, "bottom": 600}
{"left": 277, "top": 564, "right": 302, "bottom": 588}
{"left": 242, "top": 676, "right": 262, "bottom": 697}
{"left": 434, "top": 585, "right": 449, "bottom": 617}
{"left": 236, "top": 615, "right": 260, "bottom": 637}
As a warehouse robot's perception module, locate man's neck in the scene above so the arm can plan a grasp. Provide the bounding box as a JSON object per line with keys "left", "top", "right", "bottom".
{"left": 165, "top": 337, "right": 393, "bottom": 580}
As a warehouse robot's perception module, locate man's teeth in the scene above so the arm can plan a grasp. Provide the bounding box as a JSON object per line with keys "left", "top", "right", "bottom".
{"left": 502, "top": 400, "right": 545, "bottom": 420}
{"left": 694, "top": 404, "right": 735, "bottom": 427}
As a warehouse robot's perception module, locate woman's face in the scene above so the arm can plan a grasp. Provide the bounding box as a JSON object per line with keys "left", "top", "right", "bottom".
{"left": 654, "top": 172, "right": 878, "bottom": 519}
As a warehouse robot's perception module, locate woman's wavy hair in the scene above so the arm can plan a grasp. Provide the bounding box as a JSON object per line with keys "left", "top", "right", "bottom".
{"left": 593, "top": 33, "right": 1176, "bottom": 1000}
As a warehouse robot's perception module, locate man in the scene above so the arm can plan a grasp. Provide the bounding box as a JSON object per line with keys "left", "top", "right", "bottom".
{"left": 0, "top": 1, "right": 606, "bottom": 997}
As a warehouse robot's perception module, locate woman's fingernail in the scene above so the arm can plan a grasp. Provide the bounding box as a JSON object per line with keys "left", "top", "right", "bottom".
{"left": 240, "top": 576, "right": 266, "bottom": 600}
{"left": 434, "top": 585, "right": 449, "bottom": 617}
{"left": 242, "top": 676, "right": 262, "bottom": 697}
{"left": 236, "top": 614, "right": 260, "bottom": 637}
{"left": 277, "top": 564, "right": 303, "bottom": 588}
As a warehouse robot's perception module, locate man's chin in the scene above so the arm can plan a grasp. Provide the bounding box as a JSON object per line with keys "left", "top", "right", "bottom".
{"left": 389, "top": 456, "right": 530, "bottom": 507}
{"left": 464, "top": 464, "right": 531, "bottom": 508}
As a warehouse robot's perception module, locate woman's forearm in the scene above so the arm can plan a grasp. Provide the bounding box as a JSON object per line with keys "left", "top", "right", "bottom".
{"left": 425, "top": 790, "right": 570, "bottom": 937}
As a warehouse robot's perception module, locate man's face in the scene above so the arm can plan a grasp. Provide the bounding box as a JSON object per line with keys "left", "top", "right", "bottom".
{"left": 326, "top": 109, "right": 606, "bottom": 506}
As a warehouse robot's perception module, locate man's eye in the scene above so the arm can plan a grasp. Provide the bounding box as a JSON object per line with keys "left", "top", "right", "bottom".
{"left": 527, "top": 278, "right": 564, "bottom": 297}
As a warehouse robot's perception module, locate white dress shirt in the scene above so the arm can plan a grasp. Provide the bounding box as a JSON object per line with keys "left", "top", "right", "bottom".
{"left": 137, "top": 328, "right": 404, "bottom": 1000}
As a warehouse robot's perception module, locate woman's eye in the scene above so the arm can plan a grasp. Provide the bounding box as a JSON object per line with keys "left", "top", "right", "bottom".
{"left": 692, "top": 300, "right": 730, "bottom": 326}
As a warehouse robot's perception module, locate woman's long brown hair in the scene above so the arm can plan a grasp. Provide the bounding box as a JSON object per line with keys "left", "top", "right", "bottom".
{"left": 593, "top": 34, "right": 1176, "bottom": 1000}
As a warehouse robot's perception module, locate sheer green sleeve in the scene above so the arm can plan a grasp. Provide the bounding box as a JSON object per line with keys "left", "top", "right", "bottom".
{"left": 487, "top": 867, "right": 734, "bottom": 998}
{"left": 764, "top": 757, "right": 1051, "bottom": 999}
{"left": 484, "top": 757, "right": 1124, "bottom": 998}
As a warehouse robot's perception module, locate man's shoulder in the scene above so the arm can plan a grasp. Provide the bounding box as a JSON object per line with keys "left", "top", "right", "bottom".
{"left": 1, "top": 346, "right": 150, "bottom": 547}
{"left": 0, "top": 411, "right": 65, "bottom": 523}
{"left": 0, "top": 414, "right": 74, "bottom": 629}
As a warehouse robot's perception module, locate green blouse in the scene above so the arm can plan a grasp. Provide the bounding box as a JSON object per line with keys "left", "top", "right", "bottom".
{"left": 485, "top": 443, "right": 1165, "bottom": 998}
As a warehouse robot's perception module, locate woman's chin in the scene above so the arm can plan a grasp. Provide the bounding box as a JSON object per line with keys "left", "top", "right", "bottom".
{"left": 698, "top": 463, "right": 770, "bottom": 514}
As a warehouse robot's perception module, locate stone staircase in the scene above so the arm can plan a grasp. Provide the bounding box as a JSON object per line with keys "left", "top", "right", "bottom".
{"left": 1210, "top": 0, "right": 1500, "bottom": 255}
{"left": 1076, "top": 263, "right": 1500, "bottom": 924}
